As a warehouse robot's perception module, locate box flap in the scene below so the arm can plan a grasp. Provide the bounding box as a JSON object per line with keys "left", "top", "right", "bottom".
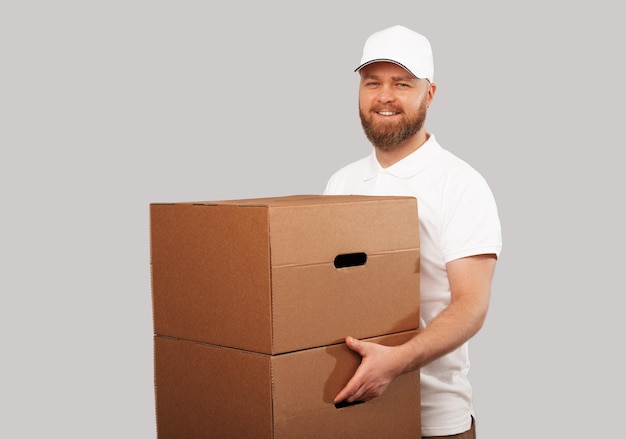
{"left": 267, "top": 196, "right": 419, "bottom": 267}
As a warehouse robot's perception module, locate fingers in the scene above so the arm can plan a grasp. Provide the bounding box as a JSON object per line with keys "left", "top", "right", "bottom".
{"left": 336, "top": 376, "right": 382, "bottom": 404}
{"left": 334, "top": 374, "right": 362, "bottom": 404}
{"left": 334, "top": 336, "right": 367, "bottom": 404}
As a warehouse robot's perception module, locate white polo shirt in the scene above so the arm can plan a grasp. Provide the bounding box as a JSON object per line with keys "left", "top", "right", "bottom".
{"left": 324, "top": 134, "right": 502, "bottom": 436}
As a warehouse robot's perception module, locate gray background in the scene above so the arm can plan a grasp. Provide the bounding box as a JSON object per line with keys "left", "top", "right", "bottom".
{"left": 2, "top": 1, "right": 624, "bottom": 437}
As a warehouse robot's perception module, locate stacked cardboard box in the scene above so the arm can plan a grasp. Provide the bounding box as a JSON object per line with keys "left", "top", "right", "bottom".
{"left": 150, "top": 195, "right": 421, "bottom": 438}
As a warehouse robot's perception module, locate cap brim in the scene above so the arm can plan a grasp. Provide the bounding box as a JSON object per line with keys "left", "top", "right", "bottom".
{"left": 354, "top": 59, "right": 417, "bottom": 78}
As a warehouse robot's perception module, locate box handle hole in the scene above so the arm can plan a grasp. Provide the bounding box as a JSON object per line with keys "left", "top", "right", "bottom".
{"left": 334, "top": 400, "right": 365, "bottom": 409}
{"left": 334, "top": 252, "right": 367, "bottom": 268}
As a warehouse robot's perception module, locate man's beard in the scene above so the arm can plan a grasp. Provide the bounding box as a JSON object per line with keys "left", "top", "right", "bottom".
{"left": 359, "top": 102, "right": 427, "bottom": 151}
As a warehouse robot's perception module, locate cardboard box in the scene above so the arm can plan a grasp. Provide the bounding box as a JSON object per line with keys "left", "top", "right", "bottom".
{"left": 154, "top": 330, "right": 421, "bottom": 439}
{"left": 150, "top": 195, "right": 420, "bottom": 354}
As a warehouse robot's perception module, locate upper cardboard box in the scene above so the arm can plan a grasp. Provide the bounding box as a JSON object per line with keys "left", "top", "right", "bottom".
{"left": 150, "top": 195, "right": 420, "bottom": 354}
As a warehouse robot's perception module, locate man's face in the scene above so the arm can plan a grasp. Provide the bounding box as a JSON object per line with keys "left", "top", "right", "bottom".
{"left": 358, "top": 62, "right": 432, "bottom": 151}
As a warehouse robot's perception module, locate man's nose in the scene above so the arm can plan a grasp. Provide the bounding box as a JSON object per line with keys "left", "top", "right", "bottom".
{"left": 376, "top": 85, "right": 396, "bottom": 102}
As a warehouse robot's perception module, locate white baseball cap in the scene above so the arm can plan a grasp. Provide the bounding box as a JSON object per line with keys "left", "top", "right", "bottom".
{"left": 355, "top": 25, "right": 434, "bottom": 82}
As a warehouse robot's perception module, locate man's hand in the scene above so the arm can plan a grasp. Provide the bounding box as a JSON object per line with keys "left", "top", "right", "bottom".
{"left": 333, "top": 255, "right": 497, "bottom": 406}
{"left": 333, "top": 336, "right": 406, "bottom": 405}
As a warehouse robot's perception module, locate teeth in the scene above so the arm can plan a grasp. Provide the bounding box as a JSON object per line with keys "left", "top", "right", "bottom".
{"left": 378, "top": 111, "right": 396, "bottom": 116}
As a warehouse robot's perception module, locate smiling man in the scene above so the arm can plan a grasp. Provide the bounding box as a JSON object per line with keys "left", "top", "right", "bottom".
{"left": 324, "top": 25, "right": 503, "bottom": 438}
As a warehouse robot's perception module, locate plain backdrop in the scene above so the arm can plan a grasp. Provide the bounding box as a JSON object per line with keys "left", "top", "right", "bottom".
{"left": 2, "top": 1, "right": 624, "bottom": 437}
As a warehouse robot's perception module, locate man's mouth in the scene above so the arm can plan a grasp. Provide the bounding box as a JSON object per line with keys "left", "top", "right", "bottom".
{"left": 374, "top": 109, "right": 401, "bottom": 116}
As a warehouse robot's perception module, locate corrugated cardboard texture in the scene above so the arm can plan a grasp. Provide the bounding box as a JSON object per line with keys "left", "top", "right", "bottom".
{"left": 150, "top": 195, "right": 420, "bottom": 354}
{"left": 154, "top": 331, "right": 420, "bottom": 439}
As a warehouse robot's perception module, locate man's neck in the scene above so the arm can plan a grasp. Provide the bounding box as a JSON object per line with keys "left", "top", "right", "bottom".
{"left": 375, "top": 131, "right": 430, "bottom": 168}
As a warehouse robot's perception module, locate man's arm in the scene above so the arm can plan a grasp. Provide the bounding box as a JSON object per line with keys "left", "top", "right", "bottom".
{"left": 334, "top": 253, "right": 497, "bottom": 404}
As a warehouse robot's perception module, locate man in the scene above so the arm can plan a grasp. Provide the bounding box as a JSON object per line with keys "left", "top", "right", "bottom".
{"left": 324, "top": 25, "right": 502, "bottom": 438}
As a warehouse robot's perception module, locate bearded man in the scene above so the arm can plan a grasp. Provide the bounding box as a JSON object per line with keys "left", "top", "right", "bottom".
{"left": 324, "top": 25, "right": 502, "bottom": 439}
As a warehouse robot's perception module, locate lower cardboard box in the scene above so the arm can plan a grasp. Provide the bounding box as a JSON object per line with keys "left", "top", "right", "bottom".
{"left": 154, "top": 330, "right": 421, "bottom": 439}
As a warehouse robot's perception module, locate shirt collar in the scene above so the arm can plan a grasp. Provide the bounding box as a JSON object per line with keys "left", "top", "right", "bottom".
{"left": 363, "top": 134, "right": 442, "bottom": 181}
